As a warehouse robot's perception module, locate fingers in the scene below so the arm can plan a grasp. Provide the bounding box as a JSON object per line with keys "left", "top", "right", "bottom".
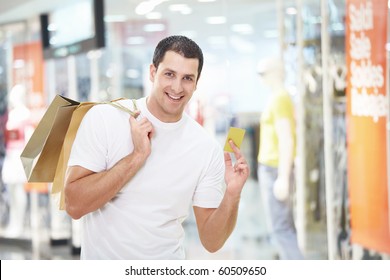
{"left": 133, "top": 110, "right": 141, "bottom": 119}
{"left": 129, "top": 115, "right": 154, "bottom": 144}
{"left": 228, "top": 141, "right": 249, "bottom": 173}
{"left": 224, "top": 148, "right": 249, "bottom": 174}
{"left": 234, "top": 162, "right": 249, "bottom": 173}
{"left": 129, "top": 115, "right": 137, "bottom": 125}
{"left": 224, "top": 152, "right": 233, "bottom": 168}
{"left": 226, "top": 140, "right": 248, "bottom": 168}
{"left": 233, "top": 158, "right": 249, "bottom": 173}
{"left": 148, "top": 126, "right": 155, "bottom": 140}
{"left": 130, "top": 116, "right": 153, "bottom": 135}
{"left": 228, "top": 140, "right": 243, "bottom": 160}
{"left": 129, "top": 115, "right": 153, "bottom": 158}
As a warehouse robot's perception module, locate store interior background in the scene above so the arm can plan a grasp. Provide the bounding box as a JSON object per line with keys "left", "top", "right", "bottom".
{"left": 0, "top": 0, "right": 389, "bottom": 260}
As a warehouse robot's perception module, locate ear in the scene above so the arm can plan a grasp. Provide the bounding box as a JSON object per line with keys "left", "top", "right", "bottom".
{"left": 149, "top": 64, "right": 156, "bottom": 82}
{"left": 195, "top": 74, "right": 201, "bottom": 90}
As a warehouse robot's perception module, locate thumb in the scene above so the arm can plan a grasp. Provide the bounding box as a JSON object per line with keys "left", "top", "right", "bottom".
{"left": 129, "top": 114, "right": 137, "bottom": 126}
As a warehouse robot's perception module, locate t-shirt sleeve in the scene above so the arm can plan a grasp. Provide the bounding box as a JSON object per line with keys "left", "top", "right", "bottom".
{"left": 192, "top": 142, "right": 225, "bottom": 208}
{"left": 68, "top": 106, "right": 108, "bottom": 172}
{"left": 272, "top": 94, "right": 294, "bottom": 120}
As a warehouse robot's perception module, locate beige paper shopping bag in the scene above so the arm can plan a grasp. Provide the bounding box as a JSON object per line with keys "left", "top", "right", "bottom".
{"left": 20, "top": 95, "right": 79, "bottom": 182}
{"left": 51, "top": 99, "right": 139, "bottom": 210}
{"left": 21, "top": 94, "right": 138, "bottom": 210}
{"left": 52, "top": 102, "right": 96, "bottom": 209}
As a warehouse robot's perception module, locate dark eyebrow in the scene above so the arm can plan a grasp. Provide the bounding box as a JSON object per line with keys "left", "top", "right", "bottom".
{"left": 164, "top": 68, "right": 196, "bottom": 79}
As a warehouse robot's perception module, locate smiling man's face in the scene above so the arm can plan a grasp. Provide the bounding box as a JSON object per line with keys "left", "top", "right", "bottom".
{"left": 147, "top": 50, "right": 199, "bottom": 123}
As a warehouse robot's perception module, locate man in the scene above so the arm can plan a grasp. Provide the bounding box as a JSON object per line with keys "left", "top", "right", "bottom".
{"left": 64, "top": 35, "right": 249, "bottom": 259}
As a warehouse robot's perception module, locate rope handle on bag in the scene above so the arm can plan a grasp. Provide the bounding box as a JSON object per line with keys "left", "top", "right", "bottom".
{"left": 103, "top": 99, "right": 139, "bottom": 118}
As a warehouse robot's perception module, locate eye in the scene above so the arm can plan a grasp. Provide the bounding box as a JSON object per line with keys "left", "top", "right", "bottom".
{"left": 183, "top": 76, "right": 194, "bottom": 82}
{"left": 165, "top": 72, "right": 174, "bottom": 78}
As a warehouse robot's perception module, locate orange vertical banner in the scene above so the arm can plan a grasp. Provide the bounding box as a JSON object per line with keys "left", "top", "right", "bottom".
{"left": 12, "top": 41, "right": 44, "bottom": 101}
{"left": 12, "top": 41, "right": 47, "bottom": 193}
{"left": 346, "top": 0, "right": 390, "bottom": 253}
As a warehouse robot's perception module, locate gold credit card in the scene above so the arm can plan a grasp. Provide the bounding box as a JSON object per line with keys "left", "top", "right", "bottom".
{"left": 224, "top": 127, "right": 246, "bottom": 152}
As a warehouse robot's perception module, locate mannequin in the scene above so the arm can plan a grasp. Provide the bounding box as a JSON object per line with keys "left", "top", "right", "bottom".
{"left": 2, "top": 84, "right": 31, "bottom": 237}
{"left": 256, "top": 57, "right": 303, "bottom": 259}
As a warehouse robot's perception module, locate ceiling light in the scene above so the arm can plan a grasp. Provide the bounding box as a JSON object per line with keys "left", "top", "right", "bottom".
{"left": 206, "top": 16, "right": 226, "bottom": 25}
{"left": 286, "top": 7, "right": 297, "bottom": 15}
{"left": 135, "top": 0, "right": 168, "bottom": 15}
{"left": 126, "top": 36, "right": 146, "bottom": 45}
{"left": 231, "top": 24, "right": 254, "bottom": 35}
{"left": 47, "top": 23, "right": 57, "bottom": 31}
{"left": 49, "top": 36, "right": 58, "bottom": 45}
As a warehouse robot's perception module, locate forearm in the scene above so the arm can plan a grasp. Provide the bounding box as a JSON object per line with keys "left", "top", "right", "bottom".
{"left": 65, "top": 151, "right": 145, "bottom": 219}
{"left": 278, "top": 137, "right": 294, "bottom": 178}
{"left": 195, "top": 141, "right": 249, "bottom": 253}
{"left": 276, "top": 119, "right": 294, "bottom": 178}
{"left": 197, "top": 190, "right": 241, "bottom": 252}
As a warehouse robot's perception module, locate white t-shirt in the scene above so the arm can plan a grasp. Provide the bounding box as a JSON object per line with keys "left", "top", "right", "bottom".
{"left": 68, "top": 97, "right": 225, "bottom": 259}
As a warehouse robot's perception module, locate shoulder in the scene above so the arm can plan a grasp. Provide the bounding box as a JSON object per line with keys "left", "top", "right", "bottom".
{"left": 274, "top": 91, "right": 293, "bottom": 103}
{"left": 184, "top": 115, "right": 222, "bottom": 152}
{"left": 271, "top": 92, "right": 294, "bottom": 109}
{"left": 184, "top": 114, "right": 215, "bottom": 140}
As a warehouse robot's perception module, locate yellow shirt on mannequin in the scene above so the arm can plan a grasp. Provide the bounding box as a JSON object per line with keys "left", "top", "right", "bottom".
{"left": 258, "top": 90, "right": 296, "bottom": 167}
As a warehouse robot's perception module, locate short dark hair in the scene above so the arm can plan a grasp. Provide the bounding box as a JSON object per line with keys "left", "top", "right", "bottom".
{"left": 153, "top": 35, "right": 204, "bottom": 81}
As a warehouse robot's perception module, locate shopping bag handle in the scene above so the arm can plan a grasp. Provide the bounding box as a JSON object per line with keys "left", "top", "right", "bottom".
{"left": 102, "top": 99, "right": 139, "bottom": 117}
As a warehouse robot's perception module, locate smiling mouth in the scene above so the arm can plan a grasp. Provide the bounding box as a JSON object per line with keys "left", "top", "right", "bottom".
{"left": 166, "top": 93, "right": 183, "bottom": 101}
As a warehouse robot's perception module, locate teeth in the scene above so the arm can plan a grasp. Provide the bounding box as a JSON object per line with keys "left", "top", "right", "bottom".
{"left": 168, "top": 94, "right": 181, "bottom": 100}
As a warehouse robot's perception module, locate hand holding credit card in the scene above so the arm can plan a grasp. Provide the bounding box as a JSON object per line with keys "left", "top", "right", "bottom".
{"left": 224, "top": 127, "right": 246, "bottom": 152}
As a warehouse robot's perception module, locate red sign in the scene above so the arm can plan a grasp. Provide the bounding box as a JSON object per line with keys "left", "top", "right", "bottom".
{"left": 346, "top": 0, "right": 390, "bottom": 253}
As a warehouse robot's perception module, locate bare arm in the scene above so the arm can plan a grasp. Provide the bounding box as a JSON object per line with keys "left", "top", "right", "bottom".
{"left": 275, "top": 118, "right": 294, "bottom": 178}
{"left": 273, "top": 118, "right": 294, "bottom": 200}
{"left": 193, "top": 140, "right": 249, "bottom": 252}
{"left": 65, "top": 152, "right": 145, "bottom": 219}
{"left": 64, "top": 115, "right": 153, "bottom": 219}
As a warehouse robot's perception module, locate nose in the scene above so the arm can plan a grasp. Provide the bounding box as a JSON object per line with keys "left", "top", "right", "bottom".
{"left": 171, "top": 77, "right": 183, "bottom": 93}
